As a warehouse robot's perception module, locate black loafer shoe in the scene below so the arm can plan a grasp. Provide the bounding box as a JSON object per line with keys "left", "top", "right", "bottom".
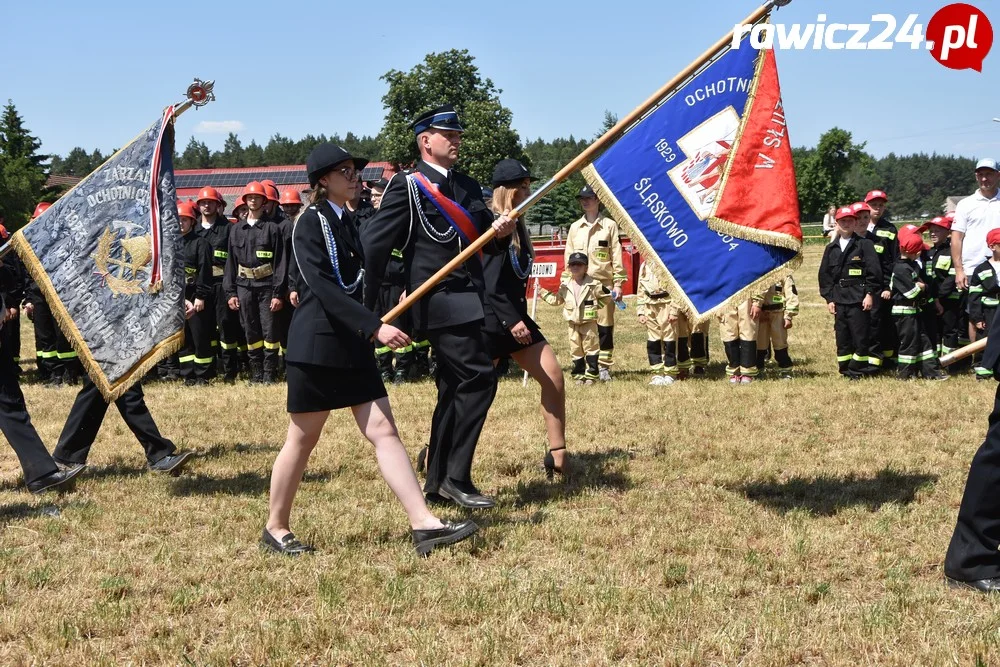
{"left": 439, "top": 478, "right": 496, "bottom": 509}
{"left": 412, "top": 519, "right": 478, "bottom": 556}
{"left": 261, "top": 528, "right": 315, "bottom": 556}
{"left": 946, "top": 576, "right": 1000, "bottom": 593}
{"left": 27, "top": 463, "right": 86, "bottom": 495}
{"left": 424, "top": 491, "right": 452, "bottom": 506}
{"left": 148, "top": 450, "right": 195, "bottom": 475}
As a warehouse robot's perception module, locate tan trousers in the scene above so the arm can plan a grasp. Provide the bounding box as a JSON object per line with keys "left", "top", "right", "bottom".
{"left": 719, "top": 303, "right": 759, "bottom": 342}
{"left": 756, "top": 311, "right": 788, "bottom": 350}
{"left": 568, "top": 321, "right": 599, "bottom": 359}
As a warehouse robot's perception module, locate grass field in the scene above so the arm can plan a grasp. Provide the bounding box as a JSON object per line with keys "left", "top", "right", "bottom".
{"left": 1, "top": 244, "right": 998, "bottom": 665}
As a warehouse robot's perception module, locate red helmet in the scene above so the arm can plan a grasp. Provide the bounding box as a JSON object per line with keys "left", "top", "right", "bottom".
{"left": 241, "top": 181, "right": 266, "bottom": 203}
{"left": 263, "top": 184, "right": 280, "bottom": 202}
{"left": 197, "top": 186, "right": 224, "bottom": 204}
{"left": 177, "top": 201, "right": 198, "bottom": 220}
{"left": 279, "top": 189, "right": 302, "bottom": 205}
{"left": 32, "top": 202, "right": 52, "bottom": 219}
{"left": 260, "top": 179, "right": 277, "bottom": 190}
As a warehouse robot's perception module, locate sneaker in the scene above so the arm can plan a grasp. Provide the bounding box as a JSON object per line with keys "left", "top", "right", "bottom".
{"left": 599, "top": 368, "right": 612, "bottom": 382}
{"left": 574, "top": 378, "right": 585, "bottom": 386}
{"left": 584, "top": 379, "right": 596, "bottom": 386}
{"left": 928, "top": 372, "right": 950, "bottom": 381}
{"left": 729, "top": 375, "right": 741, "bottom": 384}
{"left": 660, "top": 375, "right": 675, "bottom": 385}
{"left": 649, "top": 376, "right": 665, "bottom": 386}
{"left": 740, "top": 376, "right": 753, "bottom": 384}
{"left": 693, "top": 366, "right": 706, "bottom": 377}
{"left": 778, "top": 370, "right": 792, "bottom": 380}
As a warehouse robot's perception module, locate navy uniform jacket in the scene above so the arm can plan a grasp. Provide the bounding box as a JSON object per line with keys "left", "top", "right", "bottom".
{"left": 866, "top": 217, "right": 899, "bottom": 292}
{"left": 818, "top": 234, "right": 882, "bottom": 304}
{"left": 182, "top": 229, "right": 213, "bottom": 302}
{"left": 286, "top": 202, "right": 382, "bottom": 369}
{"left": 968, "top": 259, "right": 1000, "bottom": 324}
{"left": 223, "top": 218, "right": 287, "bottom": 300}
{"left": 361, "top": 160, "right": 508, "bottom": 331}
{"left": 483, "top": 221, "right": 532, "bottom": 330}
{"left": 198, "top": 215, "right": 232, "bottom": 281}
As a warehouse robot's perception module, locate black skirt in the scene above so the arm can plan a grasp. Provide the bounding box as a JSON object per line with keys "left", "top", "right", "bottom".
{"left": 482, "top": 311, "right": 546, "bottom": 360}
{"left": 286, "top": 361, "right": 388, "bottom": 413}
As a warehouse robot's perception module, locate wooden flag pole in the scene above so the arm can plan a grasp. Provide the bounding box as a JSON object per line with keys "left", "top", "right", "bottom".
{"left": 382, "top": 0, "right": 789, "bottom": 325}
{"left": 940, "top": 338, "right": 988, "bottom": 367}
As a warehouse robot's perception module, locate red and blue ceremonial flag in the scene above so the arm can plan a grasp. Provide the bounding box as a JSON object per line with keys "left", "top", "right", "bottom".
{"left": 582, "top": 38, "right": 801, "bottom": 322}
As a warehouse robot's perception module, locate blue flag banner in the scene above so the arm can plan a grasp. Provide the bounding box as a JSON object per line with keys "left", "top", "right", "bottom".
{"left": 12, "top": 108, "right": 185, "bottom": 400}
{"left": 582, "top": 41, "right": 801, "bottom": 323}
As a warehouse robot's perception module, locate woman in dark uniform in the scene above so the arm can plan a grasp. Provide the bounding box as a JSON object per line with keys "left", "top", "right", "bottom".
{"left": 483, "top": 159, "right": 569, "bottom": 477}
{"left": 261, "top": 144, "right": 477, "bottom": 557}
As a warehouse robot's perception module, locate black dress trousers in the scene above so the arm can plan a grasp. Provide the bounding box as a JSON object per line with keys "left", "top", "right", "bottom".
{"left": 0, "top": 342, "right": 58, "bottom": 484}
{"left": 52, "top": 378, "right": 176, "bottom": 465}
{"left": 424, "top": 321, "right": 498, "bottom": 492}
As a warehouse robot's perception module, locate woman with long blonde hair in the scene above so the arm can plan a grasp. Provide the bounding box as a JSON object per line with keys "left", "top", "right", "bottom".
{"left": 482, "top": 159, "right": 569, "bottom": 477}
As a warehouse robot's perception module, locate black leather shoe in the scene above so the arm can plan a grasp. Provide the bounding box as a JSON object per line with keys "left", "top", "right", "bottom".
{"left": 148, "top": 450, "right": 195, "bottom": 475}
{"left": 393, "top": 371, "right": 407, "bottom": 385}
{"left": 412, "top": 519, "right": 478, "bottom": 556}
{"left": 27, "top": 463, "right": 86, "bottom": 494}
{"left": 946, "top": 576, "right": 1000, "bottom": 593}
{"left": 439, "top": 478, "right": 496, "bottom": 509}
{"left": 260, "top": 528, "right": 315, "bottom": 556}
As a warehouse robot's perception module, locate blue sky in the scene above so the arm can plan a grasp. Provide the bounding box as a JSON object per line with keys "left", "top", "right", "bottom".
{"left": 1, "top": 0, "right": 997, "bottom": 161}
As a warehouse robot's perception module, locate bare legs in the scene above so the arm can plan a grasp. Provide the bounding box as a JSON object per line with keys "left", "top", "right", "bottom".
{"left": 265, "top": 398, "right": 443, "bottom": 541}
{"left": 503, "top": 341, "right": 567, "bottom": 469}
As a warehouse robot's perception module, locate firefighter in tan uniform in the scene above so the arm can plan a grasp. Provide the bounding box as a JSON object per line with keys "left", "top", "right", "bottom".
{"left": 541, "top": 252, "right": 612, "bottom": 385}
{"left": 719, "top": 296, "right": 763, "bottom": 384}
{"left": 563, "top": 185, "right": 626, "bottom": 381}
{"left": 756, "top": 275, "right": 799, "bottom": 379}
{"left": 636, "top": 258, "right": 691, "bottom": 385}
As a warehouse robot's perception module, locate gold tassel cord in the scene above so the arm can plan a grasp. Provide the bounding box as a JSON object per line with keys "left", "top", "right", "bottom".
{"left": 11, "top": 233, "right": 184, "bottom": 402}
{"left": 582, "top": 164, "right": 801, "bottom": 327}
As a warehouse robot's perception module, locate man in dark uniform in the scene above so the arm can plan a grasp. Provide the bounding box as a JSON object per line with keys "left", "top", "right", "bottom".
{"left": 946, "top": 312, "right": 1000, "bottom": 592}
{"left": 0, "top": 256, "right": 85, "bottom": 493}
{"left": 197, "top": 187, "right": 243, "bottom": 382}
{"left": 224, "top": 181, "right": 287, "bottom": 384}
{"left": 863, "top": 191, "right": 900, "bottom": 372}
{"left": 362, "top": 104, "right": 516, "bottom": 509}
{"left": 178, "top": 201, "right": 217, "bottom": 385}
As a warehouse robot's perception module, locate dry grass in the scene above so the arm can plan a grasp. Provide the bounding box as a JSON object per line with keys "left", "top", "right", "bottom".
{"left": 1, "top": 245, "right": 998, "bottom": 665}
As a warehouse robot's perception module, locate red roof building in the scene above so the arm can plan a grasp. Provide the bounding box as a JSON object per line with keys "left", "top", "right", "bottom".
{"left": 175, "top": 162, "right": 397, "bottom": 210}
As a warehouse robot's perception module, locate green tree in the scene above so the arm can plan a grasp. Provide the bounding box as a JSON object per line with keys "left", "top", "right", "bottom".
{"left": 263, "top": 133, "right": 296, "bottom": 165}
{"left": 51, "top": 146, "right": 106, "bottom": 176}
{"left": 377, "top": 49, "right": 527, "bottom": 184}
{"left": 243, "top": 140, "right": 265, "bottom": 166}
{"left": 795, "top": 127, "right": 870, "bottom": 221}
{"left": 0, "top": 100, "right": 53, "bottom": 230}
{"left": 176, "top": 137, "right": 212, "bottom": 169}
{"left": 213, "top": 133, "right": 245, "bottom": 168}
{"left": 595, "top": 110, "right": 619, "bottom": 140}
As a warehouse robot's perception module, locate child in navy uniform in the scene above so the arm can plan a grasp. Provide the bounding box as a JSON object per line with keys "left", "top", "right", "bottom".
{"left": 818, "top": 206, "right": 881, "bottom": 379}
{"left": 891, "top": 230, "right": 948, "bottom": 380}
{"left": 969, "top": 229, "right": 1000, "bottom": 380}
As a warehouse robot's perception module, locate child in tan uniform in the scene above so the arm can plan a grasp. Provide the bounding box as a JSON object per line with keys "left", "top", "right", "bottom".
{"left": 756, "top": 275, "right": 799, "bottom": 379}
{"left": 636, "top": 258, "right": 690, "bottom": 385}
{"left": 540, "top": 252, "right": 612, "bottom": 385}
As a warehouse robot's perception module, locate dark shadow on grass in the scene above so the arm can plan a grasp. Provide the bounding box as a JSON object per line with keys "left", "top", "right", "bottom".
{"left": 196, "top": 442, "right": 281, "bottom": 461}
{"left": 511, "top": 448, "right": 633, "bottom": 507}
{"left": 169, "top": 470, "right": 331, "bottom": 497}
{"left": 733, "top": 468, "right": 939, "bottom": 516}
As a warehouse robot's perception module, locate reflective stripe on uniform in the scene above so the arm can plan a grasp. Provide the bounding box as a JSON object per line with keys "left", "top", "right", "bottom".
{"left": 57, "top": 351, "right": 78, "bottom": 360}
{"left": 194, "top": 356, "right": 215, "bottom": 365}
{"left": 178, "top": 354, "right": 196, "bottom": 363}
{"left": 214, "top": 250, "right": 229, "bottom": 259}
{"left": 256, "top": 250, "right": 273, "bottom": 259}
{"left": 36, "top": 350, "right": 58, "bottom": 359}
{"left": 219, "top": 341, "right": 239, "bottom": 350}
{"left": 837, "top": 354, "right": 853, "bottom": 362}
{"left": 263, "top": 341, "right": 281, "bottom": 350}
{"left": 246, "top": 341, "right": 264, "bottom": 350}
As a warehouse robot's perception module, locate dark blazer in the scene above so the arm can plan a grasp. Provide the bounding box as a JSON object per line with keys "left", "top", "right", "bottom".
{"left": 482, "top": 221, "right": 532, "bottom": 330}
{"left": 285, "top": 201, "right": 383, "bottom": 368}
{"left": 361, "top": 160, "right": 508, "bottom": 331}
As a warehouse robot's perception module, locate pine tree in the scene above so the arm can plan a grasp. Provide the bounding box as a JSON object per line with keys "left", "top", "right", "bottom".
{"left": 0, "top": 100, "right": 54, "bottom": 231}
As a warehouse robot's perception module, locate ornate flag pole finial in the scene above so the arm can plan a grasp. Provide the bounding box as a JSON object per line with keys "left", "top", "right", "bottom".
{"left": 171, "top": 78, "right": 216, "bottom": 120}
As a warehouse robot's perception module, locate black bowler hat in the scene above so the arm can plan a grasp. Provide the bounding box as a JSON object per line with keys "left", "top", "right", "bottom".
{"left": 306, "top": 143, "right": 368, "bottom": 188}
{"left": 410, "top": 103, "right": 464, "bottom": 136}
{"left": 370, "top": 178, "right": 389, "bottom": 190}
{"left": 577, "top": 185, "right": 597, "bottom": 199}
{"left": 567, "top": 252, "right": 589, "bottom": 266}
{"left": 491, "top": 159, "right": 538, "bottom": 187}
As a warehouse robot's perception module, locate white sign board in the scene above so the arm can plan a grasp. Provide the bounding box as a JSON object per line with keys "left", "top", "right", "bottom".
{"left": 531, "top": 262, "right": 557, "bottom": 278}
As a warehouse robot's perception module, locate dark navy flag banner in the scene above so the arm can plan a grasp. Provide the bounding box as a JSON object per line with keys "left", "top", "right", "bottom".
{"left": 12, "top": 107, "right": 185, "bottom": 401}
{"left": 582, "top": 40, "right": 801, "bottom": 323}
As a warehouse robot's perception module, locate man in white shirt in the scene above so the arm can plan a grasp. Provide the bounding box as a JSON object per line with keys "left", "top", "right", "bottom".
{"left": 953, "top": 158, "right": 1000, "bottom": 290}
